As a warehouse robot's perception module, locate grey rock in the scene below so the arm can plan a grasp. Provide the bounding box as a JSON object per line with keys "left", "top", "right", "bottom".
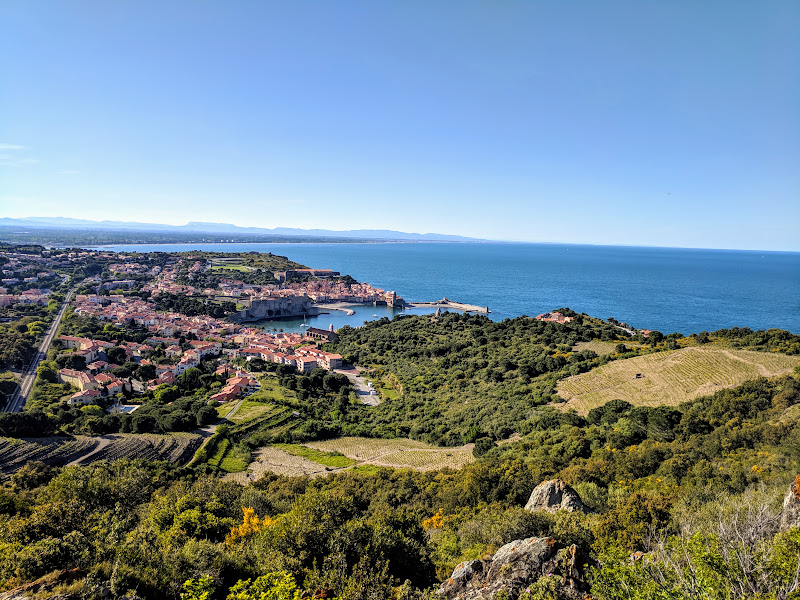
{"left": 437, "top": 536, "right": 593, "bottom": 600}
{"left": 780, "top": 475, "right": 800, "bottom": 531}
{"left": 524, "top": 479, "right": 583, "bottom": 513}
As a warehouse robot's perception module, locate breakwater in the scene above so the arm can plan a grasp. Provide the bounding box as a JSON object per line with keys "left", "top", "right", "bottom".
{"left": 407, "top": 297, "right": 490, "bottom": 314}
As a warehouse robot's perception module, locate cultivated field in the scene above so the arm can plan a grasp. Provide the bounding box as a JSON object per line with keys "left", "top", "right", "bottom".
{"left": 0, "top": 436, "right": 99, "bottom": 476}
{"left": 573, "top": 341, "right": 637, "bottom": 356}
{"left": 555, "top": 346, "right": 800, "bottom": 415}
{"left": 0, "top": 432, "right": 203, "bottom": 477}
{"left": 305, "top": 436, "right": 436, "bottom": 460}
{"left": 223, "top": 400, "right": 276, "bottom": 424}
{"left": 227, "top": 436, "right": 476, "bottom": 482}
{"left": 224, "top": 446, "right": 335, "bottom": 483}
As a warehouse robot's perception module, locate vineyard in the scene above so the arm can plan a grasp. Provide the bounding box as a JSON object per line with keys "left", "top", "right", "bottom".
{"left": 71, "top": 433, "right": 203, "bottom": 465}
{"left": 306, "top": 436, "right": 448, "bottom": 461}
{"left": 0, "top": 432, "right": 203, "bottom": 477}
{"left": 0, "top": 436, "right": 99, "bottom": 476}
{"left": 573, "top": 340, "right": 635, "bottom": 356}
{"left": 556, "top": 346, "right": 800, "bottom": 415}
{"left": 224, "top": 446, "right": 334, "bottom": 482}
{"left": 307, "top": 437, "right": 475, "bottom": 471}
{"left": 227, "top": 436, "right": 476, "bottom": 482}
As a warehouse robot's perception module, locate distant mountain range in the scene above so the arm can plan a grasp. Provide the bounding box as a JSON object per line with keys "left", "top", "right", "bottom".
{"left": 0, "top": 217, "right": 482, "bottom": 242}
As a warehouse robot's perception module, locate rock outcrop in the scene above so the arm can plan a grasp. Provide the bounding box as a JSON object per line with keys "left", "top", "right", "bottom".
{"left": 437, "top": 536, "right": 593, "bottom": 600}
{"left": 780, "top": 475, "right": 800, "bottom": 531}
{"left": 524, "top": 479, "right": 583, "bottom": 513}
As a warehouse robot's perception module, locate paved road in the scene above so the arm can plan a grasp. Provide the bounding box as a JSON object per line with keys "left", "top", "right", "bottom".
{"left": 334, "top": 367, "right": 380, "bottom": 406}
{"left": 4, "top": 287, "right": 76, "bottom": 413}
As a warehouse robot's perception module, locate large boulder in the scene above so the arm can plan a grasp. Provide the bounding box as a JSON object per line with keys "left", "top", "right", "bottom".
{"left": 437, "top": 536, "right": 593, "bottom": 600}
{"left": 524, "top": 479, "right": 583, "bottom": 513}
{"left": 780, "top": 475, "right": 800, "bottom": 531}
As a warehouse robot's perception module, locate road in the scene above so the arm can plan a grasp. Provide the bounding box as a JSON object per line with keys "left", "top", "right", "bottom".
{"left": 334, "top": 366, "right": 380, "bottom": 406}
{"left": 4, "top": 287, "right": 76, "bottom": 413}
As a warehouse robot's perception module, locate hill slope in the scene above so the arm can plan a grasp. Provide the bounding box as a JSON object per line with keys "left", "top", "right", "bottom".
{"left": 555, "top": 346, "right": 800, "bottom": 414}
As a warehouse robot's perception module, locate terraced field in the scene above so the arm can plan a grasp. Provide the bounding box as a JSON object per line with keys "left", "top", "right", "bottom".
{"left": 227, "top": 436, "right": 475, "bottom": 482}
{"left": 0, "top": 437, "right": 99, "bottom": 475}
{"left": 556, "top": 346, "right": 800, "bottom": 415}
{"left": 0, "top": 433, "right": 203, "bottom": 477}
{"left": 73, "top": 433, "right": 203, "bottom": 465}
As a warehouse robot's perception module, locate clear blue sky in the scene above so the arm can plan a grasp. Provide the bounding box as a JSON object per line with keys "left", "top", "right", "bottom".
{"left": 1, "top": 1, "right": 798, "bottom": 250}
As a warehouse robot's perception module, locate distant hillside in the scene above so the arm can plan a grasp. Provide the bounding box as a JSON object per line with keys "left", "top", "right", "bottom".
{"left": 0, "top": 217, "right": 483, "bottom": 243}
{"left": 556, "top": 346, "right": 800, "bottom": 414}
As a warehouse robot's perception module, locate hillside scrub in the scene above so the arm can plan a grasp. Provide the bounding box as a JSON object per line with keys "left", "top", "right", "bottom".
{"left": 0, "top": 373, "right": 798, "bottom": 598}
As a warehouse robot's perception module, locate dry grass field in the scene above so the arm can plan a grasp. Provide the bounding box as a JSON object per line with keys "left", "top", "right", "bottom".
{"left": 304, "top": 436, "right": 434, "bottom": 460}
{"left": 556, "top": 346, "right": 800, "bottom": 415}
{"left": 227, "top": 436, "right": 476, "bottom": 482}
{"left": 224, "top": 446, "right": 335, "bottom": 483}
{"left": 572, "top": 341, "right": 629, "bottom": 356}
{"left": 308, "top": 437, "right": 474, "bottom": 471}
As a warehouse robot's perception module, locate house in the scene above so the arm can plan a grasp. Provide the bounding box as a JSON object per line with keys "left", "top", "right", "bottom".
{"left": 294, "top": 357, "right": 317, "bottom": 372}
{"left": 535, "top": 311, "right": 574, "bottom": 324}
{"left": 86, "top": 360, "right": 110, "bottom": 374}
{"left": 68, "top": 389, "right": 102, "bottom": 406}
{"left": 305, "top": 326, "right": 338, "bottom": 342}
{"left": 58, "top": 369, "right": 98, "bottom": 391}
{"left": 94, "top": 373, "right": 129, "bottom": 395}
{"left": 165, "top": 345, "right": 183, "bottom": 358}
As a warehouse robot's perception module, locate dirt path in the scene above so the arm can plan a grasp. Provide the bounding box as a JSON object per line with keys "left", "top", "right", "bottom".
{"left": 720, "top": 349, "right": 772, "bottom": 377}
{"left": 67, "top": 435, "right": 112, "bottom": 466}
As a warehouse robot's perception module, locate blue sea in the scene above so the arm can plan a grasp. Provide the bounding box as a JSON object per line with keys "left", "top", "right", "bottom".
{"left": 93, "top": 242, "right": 800, "bottom": 335}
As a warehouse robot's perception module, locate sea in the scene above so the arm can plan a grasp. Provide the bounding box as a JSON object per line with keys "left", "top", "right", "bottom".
{"left": 92, "top": 242, "right": 800, "bottom": 335}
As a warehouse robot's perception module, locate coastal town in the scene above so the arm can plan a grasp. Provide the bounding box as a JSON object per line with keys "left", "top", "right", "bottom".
{"left": 0, "top": 245, "right": 390, "bottom": 414}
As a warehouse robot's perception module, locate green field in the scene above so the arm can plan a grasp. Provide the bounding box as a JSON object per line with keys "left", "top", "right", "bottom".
{"left": 226, "top": 400, "right": 275, "bottom": 424}
{"left": 556, "top": 346, "right": 800, "bottom": 415}
{"left": 211, "top": 264, "right": 251, "bottom": 272}
{"left": 249, "top": 377, "right": 297, "bottom": 403}
{"left": 206, "top": 437, "right": 249, "bottom": 472}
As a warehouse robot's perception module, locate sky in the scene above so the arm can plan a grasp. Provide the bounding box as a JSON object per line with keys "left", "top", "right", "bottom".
{"left": 0, "top": 1, "right": 798, "bottom": 251}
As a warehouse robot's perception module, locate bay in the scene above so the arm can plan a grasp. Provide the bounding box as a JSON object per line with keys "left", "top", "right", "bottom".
{"left": 93, "top": 242, "right": 800, "bottom": 335}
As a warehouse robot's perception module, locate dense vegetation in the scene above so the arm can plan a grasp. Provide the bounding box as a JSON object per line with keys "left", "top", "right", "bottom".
{"left": 322, "top": 311, "right": 649, "bottom": 445}
{"left": 153, "top": 292, "right": 238, "bottom": 318}
{"left": 174, "top": 251, "right": 306, "bottom": 288}
{"left": 0, "top": 373, "right": 798, "bottom": 599}
{"left": 2, "top": 245, "right": 799, "bottom": 599}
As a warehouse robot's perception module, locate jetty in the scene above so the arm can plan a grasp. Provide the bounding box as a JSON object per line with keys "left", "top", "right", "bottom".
{"left": 407, "top": 297, "right": 490, "bottom": 314}
{"left": 313, "top": 302, "right": 356, "bottom": 316}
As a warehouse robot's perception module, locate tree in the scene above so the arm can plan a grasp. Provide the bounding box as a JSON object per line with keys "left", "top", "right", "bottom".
{"left": 56, "top": 353, "right": 86, "bottom": 371}
{"left": 181, "top": 574, "right": 214, "bottom": 600}
{"left": 226, "top": 572, "right": 302, "bottom": 600}
{"left": 36, "top": 363, "right": 58, "bottom": 383}
{"left": 105, "top": 346, "right": 127, "bottom": 365}
{"left": 473, "top": 437, "right": 496, "bottom": 457}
